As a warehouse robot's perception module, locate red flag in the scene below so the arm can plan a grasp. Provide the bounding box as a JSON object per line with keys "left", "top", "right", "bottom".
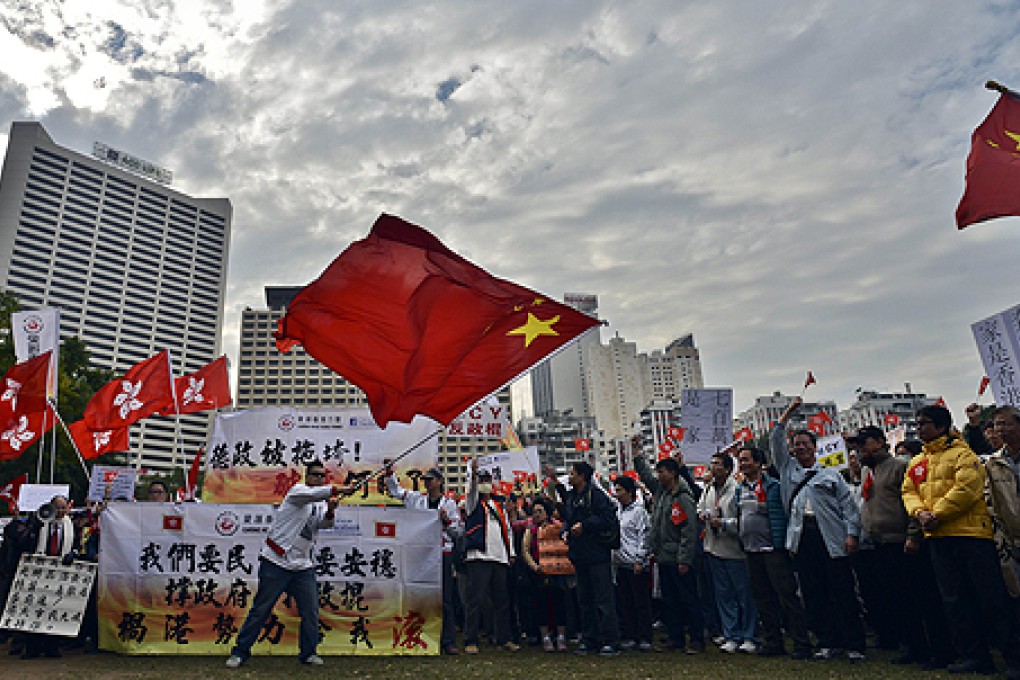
{"left": 161, "top": 356, "right": 231, "bottom": 415}
{"left": 815, "top": 410, "right": 833, "bottom": 424}
{"left": 0, "top": 472, "right": 27, "bottom": 513}
{"left": 734, "top": 427, "right": 753, "bottom": 442}
{"left": 574, "top": 438, "right": 590, "bottom": 451}
{"left": 670, "top": 500, "right": 688, "bottom": 525}
{"left": 956, "top": 90, "right": 1020, "bottom": 229}
{"left": 0, "top": 352, "right": 52, "bottom": 420}
{"left": 659, "top": 440, "right": 675, "bottom": 455}
{"left": 861, "top": 469, "right": 874, "bottom": 501}
{"left": 667, "top": 426, "right": 685, "bottom": 441}
{"left": 83, "top": 350, "right": 173, "bottom": 430}
{"left": 274, "top": 214, "right": 600, "bottom": 427}
{"left": 803, "top": 371, "right": 816, "bottom": 389}
{"left": 0, "top": 408, "right": 53, "bottom": 461}
{"left": 978, "top": 376, "right": 991, "bottom": 396}
{"left": 908, "top": 458, "right": 928, "bottom": 487}
{"left": 184, "top": 447, "right": 204, "bottom": 500}
{"left": 883, "top": 413, "right": 901, "bottom": 427}
{"left": 934, "top": 397, "right": 947, "bottom": 408}
{"left": 807, "top": 420, "right": 825, "bottom": 436}
{"left": 68, "top": 420, "right": 130, "bottom": 460}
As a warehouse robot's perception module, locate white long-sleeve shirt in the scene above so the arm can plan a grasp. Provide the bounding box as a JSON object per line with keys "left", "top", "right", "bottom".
{"left": 385, "top": 473, "right": 463, "bottom": 553}
{"left": 260, "top": 483, "right": 334, "bottom": 571}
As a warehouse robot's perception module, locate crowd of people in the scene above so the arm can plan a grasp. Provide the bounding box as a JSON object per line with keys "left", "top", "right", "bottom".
{"left": 392, "top": 399, "right": 1020, "bottom": 677}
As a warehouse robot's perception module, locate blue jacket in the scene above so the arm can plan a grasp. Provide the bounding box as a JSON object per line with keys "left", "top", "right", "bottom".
{"left": 732, "top": 474, "right": 787, "bottom": 550}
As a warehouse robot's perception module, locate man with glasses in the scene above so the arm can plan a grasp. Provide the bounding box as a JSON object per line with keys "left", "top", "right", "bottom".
{"left": 901, "top": 405, "right": 1020, "bottom": 678}
{"left": 227, "top": 461, "right": 354, "bottom": 669}
{"left": 145, "top": 481, "right": 170, "bottom": 502}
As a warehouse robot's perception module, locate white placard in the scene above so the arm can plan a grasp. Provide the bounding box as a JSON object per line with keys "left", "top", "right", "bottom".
{"left": 11, "top": 308, "right": 60, "bottom": 398}
{"left": 465, "top": 447, "right": 540, "bottom": 492}
{"left": 0, "top": 554, "right": 97, "bottom": 636}
{"left": 972, "top": 304, "right": 1020, "bottom": 406}
{"left": 816, "top": 434, "right": 849, "bottom": 469}
{"left": 18, "top": 484, "right": 70, "bottom": 512}
{"left": 680, "top": 388, "right": 733, "bottom": 464}
{"left": 88, "top": 465, "right": 138, "bottom": 502}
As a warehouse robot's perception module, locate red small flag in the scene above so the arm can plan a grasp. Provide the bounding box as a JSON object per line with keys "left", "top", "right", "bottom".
{"left": 274, "top": 214, "right": 600, "bottom": 427}
{"left": 815, "top": 410, "right": 833, "bottom": 424}
{"left": 861, "top": 469, "right": 874, "bottom": 501}
{"left": 807, "top": 420, "right": 825, "bottom": 436}
{"left": 908, "top": 458, "right": 928, "bottom": 487}
{"left": 804, "top": 371, "right": 816, "bottom": 389}
{"left": 978, "top": 376, "right": 991, "bottom": 396}
{"left": 670, "top": 500, "right": 688, "bottom": 525}
{"left": 184, "top": 447, "right": 204, "bottom": 500}
{"left": 0, "top": 352, "right": 51, "bottom": 421}
{"left": 754, "top": 480, "right": 767, "bottom": 503}
{"left": 163, "top": 515, "right": 184, "bottom": 532}
{"left": 883, "top": 413, "right": 901, "bottom": 427}
{"left": 934, "top": 397, "right": 947, "bottom": 408}
{"left": 956, "top": 90, "right": 1020, "bottom": 229}
{"left": 0, "top": 472, "right": 28, "bottom": 513}
{"left": 734, "top": 427, "right": 754, "bottom": 442}
{"left": 574, "top": 438, "right": 590, "bottom": 451}
{"left": 375, "top": 521, "right": 397, "bottom": 538}
{"left": 667, "top": 426, "right": 685, "bottom": 441}
{"left": 161, "top": 356, "right": 232, "bottom": 415}
{"left": 68, "top": 420, "right": 130, "bottom": 460}
{"left": 83, "top": 350, "right": 174, "bottom": 430}
{"left": 658, "top": 440, "right": 675, "bottom": 455}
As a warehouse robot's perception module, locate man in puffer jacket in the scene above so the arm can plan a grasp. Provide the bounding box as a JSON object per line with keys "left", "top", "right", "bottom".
{"left": 901, "top": 404, "right": 1020, "bottom": 678}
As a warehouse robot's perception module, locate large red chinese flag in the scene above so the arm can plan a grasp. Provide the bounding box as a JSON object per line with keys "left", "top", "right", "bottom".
{"left": 957, "top": 90, "right": 1020, "bottom": 228}
{"left": 275, "top": 214, "right": 600, "bottom": 427}
{"left": 0, "top": 351, "right": 52, "bottom": 420}
{"left": 160, "top": 356, "right": 232, "bottom": 415}
{"left": 68, "top": 419, "right": 130, "bottom": 460}
{"left": 83, "top": 350, "right": 173, "bottom": 430}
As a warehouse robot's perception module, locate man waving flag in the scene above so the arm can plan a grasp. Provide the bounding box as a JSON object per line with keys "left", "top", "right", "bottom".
{"left": 276, "top": 214, "right": 601, "bottom": 427}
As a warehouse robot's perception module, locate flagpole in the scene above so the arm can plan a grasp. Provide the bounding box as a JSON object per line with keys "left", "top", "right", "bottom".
{"left": 167, "top": 351, "right": 183, "bottom": 482}
{"left": 35, "top": 411, "right": 45, "bottom": 484}
{"left": 341, "top": 425, "right": 444, "bottom": 500}
{"left": 46, "top": 400, "right": 91, "bottom": 485}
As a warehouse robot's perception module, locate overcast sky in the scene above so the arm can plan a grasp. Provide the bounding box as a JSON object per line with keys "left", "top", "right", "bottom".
{"left": 1, "top": 1, "right": 1018, "bottom": 421}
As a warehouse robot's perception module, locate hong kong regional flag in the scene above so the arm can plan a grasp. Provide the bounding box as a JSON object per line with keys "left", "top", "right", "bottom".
{"left": 0, "top": 351, "right": 52, "bottom": 420}
{"left": 160, "top": 355, "right": 232, "bottom": 415}
{"left": 276, "top": 214, "right": 601, "bottom": 427}
{"left": 957, "top": 89, "right": 1020, "bottom": 228}
{"left": 68, "top": 419, "right": 130, "bottom": 460}
{"left": 84, "top": 350, "right": 174, "bottom": 430}
{"left": 0, "top": 408, "right": 53, "bottom": 461}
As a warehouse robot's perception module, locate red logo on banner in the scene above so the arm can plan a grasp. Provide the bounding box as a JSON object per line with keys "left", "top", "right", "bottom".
{"left": 163, "top": 515, "right": 183, "bottom": 532}
{"left": 375, "top": 521, "right": 397, "bottom": 538}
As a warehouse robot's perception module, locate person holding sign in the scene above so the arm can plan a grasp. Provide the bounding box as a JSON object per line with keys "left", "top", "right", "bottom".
{"left": 901, "top": 405, "right": 1020, "bottom": 677}
{"left": 769, "top": 396, "right": 865, "bottom": 662}
{"left": 226, "top": 461, "right": 354, "bottom": 669}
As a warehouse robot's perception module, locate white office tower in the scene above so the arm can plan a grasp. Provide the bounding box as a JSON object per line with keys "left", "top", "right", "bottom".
{"left": 530, "top": 293, "right": 601, "bottom": 417}
{"left": 587, "top": 333, "right": 652, "bottom": 441}
{"left": 648, "top": 334, "right": 705, "bottom": 398}
{"left": 0, "top": 122, "right": 231, "bottom": 471}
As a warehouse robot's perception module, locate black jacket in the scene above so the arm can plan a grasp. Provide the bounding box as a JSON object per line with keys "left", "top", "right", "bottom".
{"left": 557, "top": 482, "right": 617, "bottom": 566}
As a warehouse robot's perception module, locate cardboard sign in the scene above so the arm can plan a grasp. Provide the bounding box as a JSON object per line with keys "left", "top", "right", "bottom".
{"left": 18, "top": 484, "right": 70, "bottom": 512}
{"left": 0, "top": 554, "right": 96, "bottom": 636}
{"left": 467, "top": 447, "right": 540, "bottom": 493}
{"left": 680, "top": 388, "right": 733, "bottom": 464}
{"left": 88, "top": 465, "right": 138, "bottom": 502}
{"left": 972, "top": 304, "right": 1020, "bottom": 406}
{"left": 816, "top": 434, "right": 848, "bottom": 469}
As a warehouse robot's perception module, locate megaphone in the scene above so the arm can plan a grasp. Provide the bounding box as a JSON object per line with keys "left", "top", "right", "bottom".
{"left": 35, "top": 503, "right": 55, "bottom": 521}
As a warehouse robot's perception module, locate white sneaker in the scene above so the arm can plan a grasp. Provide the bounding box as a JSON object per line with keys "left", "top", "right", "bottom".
{"left": 712, "top": 635, "right": 727, "bottom": 646}
{"left": 225, "top": 655, "right": 244, "bottom": 668}
{"left": 301, "top": 654, "right": 324, "bottom": 665}
{"left": 720, "top": 640, "right": 739, "bottom": 653}
{"left": 738, "top": 641, "right": 758, "bottom": 654}
{"left": 847, "top": 650, "right": 865, "bottom": 663}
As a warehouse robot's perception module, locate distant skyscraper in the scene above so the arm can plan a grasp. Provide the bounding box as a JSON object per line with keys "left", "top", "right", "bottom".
{"left": 237, "top": 286, "right": 508, "bottom": 491}
{"left": 530, "top": 293, "right": 600, "bottom": 417}
{"left": 0, "top": 122, "right": 231, "bottom": 471}
{"left": 587, "top": 333, "right": 652, "bottom": 441}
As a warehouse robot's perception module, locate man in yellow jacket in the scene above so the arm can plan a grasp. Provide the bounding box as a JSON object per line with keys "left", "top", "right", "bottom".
{"left": 901, "top": 404, "right": 1019, "bottom": 678}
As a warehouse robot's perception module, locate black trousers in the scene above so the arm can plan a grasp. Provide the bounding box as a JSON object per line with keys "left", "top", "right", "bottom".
{"left": 440, "top": 552, "right": 457, "bottom": 649}
{"left": 615, "top": 566, "right": 653, "bottom": 644}
{"left": 929, "top": 536, "right": 1019, "bottom": 666}
{"left": 746, "top": 549, "right": 810, "bottom": 653}
{"left": 659, "top": 562, "right": 704, "bottom": 648}
{"left": 575, "top": 561, "right": 619, "bottom": 648}
{"left": 464, "top": 560, "right": 512, "bottom": 645}
{"left": 792, "top": 520, "right": 865, "bottom": 653}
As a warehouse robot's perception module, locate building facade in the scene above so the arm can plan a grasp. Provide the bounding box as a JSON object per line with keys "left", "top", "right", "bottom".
{"left": 839, "top": 388, "right": 938, "bottom": 439}
{"left": 0, "top": 122, "right": 231, "bottom": 471}
{"left": 735, "top": 391, "right": 840, "bottom": 438}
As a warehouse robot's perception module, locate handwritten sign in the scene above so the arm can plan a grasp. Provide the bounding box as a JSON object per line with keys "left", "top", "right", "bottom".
{"left": 88, "top": 465, "right": 138, "bottom": 502}
{"left": 0, "top": 554, "right": 96, "bottom": 636}
{"left": 816, "top": 434, "right": 848, "bottom": 469}
{"left": 680, "top": 388, "right": 733, "bottom": 464}
{"left": 972, "top": 304, "right": 1020, "bottom": 406}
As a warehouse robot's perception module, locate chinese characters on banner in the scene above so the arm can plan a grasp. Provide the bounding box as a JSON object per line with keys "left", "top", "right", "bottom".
{"left": 97, "top": 503, "right": 441, "bottom": 655}
{"left": 680, "top": 389, "right": 733, "bottom": 464}
{"left": 815, "top": 434, "right": 849, "bottom": 470}
{"left": 972, "top": 304, "right": 1020, "bottom": 406}
{"left": 445, "top": 401, "right": 506, "bottom": 439}
{"left": 201, "top": 408, "right": 439, "bottom": 505}
{"left": 88, "top": 465, "right": 138, "bottom": 502}
{"left": 465, "top": 447, "right": 540, "bottom": 494}
{"left": 0, "top": 554, "right": 96, "bottom": 636}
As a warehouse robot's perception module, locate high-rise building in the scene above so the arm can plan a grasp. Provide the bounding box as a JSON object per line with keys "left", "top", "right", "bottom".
{"left": 236, "top": 286, "right": 508, "bottom": 491}
{"left": 838, "top": 388, "right": 937, "bottom": 439}
{"left": 648, "top": 334, "right": 704, "bottom": 399}
{"left": 587, "top": 333, "right": 652, "bottom": 441}
{"left": 0, "top": 122, "right": 231, "bottom": 471}
{"left": 530, "top": 293, "right": 600, "bottom": 417}
{"left": 735, "top": 392, "right": 839, "bottom": 437}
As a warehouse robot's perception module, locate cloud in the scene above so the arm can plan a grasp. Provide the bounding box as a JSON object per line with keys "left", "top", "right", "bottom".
{"left": 1, "top": 1, "right": 1019, "bottom": 419}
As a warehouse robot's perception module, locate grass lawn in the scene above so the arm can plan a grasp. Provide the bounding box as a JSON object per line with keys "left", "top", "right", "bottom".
{"left": 0, "top": 643, "right": 969, "bottom": 680}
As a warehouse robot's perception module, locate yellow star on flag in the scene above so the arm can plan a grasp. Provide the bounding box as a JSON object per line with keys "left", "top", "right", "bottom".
{"left": 1007, "top": 130, "right": 1020, "bottom": 151}
{"left": 507, "top": 313, "right": 560, "bottom": 347}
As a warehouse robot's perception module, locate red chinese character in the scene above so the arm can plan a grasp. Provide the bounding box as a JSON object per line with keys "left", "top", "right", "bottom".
{"left": 273, "top": 469, "right": 301, "bottom": 496}
{"left": 392, "top": 610, "right": 427, "bottom": 650}
{"left": 448, "top": 422, "right": 464, "bottom": 435}
{"left": 485, "top": 423, "right": 502, "bottom": 437}
{"left": 466, "top": 423, "right": 483, "bottom": 436}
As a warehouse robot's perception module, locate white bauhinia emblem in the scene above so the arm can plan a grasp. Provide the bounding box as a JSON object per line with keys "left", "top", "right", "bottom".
{"left": 1, "top": 415, "right": 36, "bottom": 451}
{"left": 1, "top": 378, "right": 22, "bottom": 410}
{"left": 93, "top": 430, "right": 113, "bottom": 451}
{"left": 181, "top": 376, "right": 206, "bottom": 407}
{"left": 113, "top": 380, "right": 145, "bottom": 419}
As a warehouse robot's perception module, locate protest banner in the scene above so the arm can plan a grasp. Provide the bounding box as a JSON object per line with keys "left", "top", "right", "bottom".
{"left": 201, "top": 408, "right": 439, "bottom": 505}
{"left": 12, "top": 308, "right": 59, "bottom": 397}
{"left": 972, "top": 303, "right": 1020, "bottom": 406}
{"left": 18, "top": 484, "right": 70, "bottom": 512}
{"left": 0, "top": 554, "right": 96, "bottom": 636}
{"left": 88, "top": 465, "right": 138, "bottom": 502}
{"left": 816, "top": 434, "right": 849, "bottom": 469}
{"left": 680, "top": 388, "right": 733, "bottom": 464}
{"left": 98, "top": 502, "right": 441, "bottom": 655}
{"left": 445, "top": 399, "right": 507, "bottom": 439}
{"left": 465, "top": 446, "right": 540, "bottom": 494}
